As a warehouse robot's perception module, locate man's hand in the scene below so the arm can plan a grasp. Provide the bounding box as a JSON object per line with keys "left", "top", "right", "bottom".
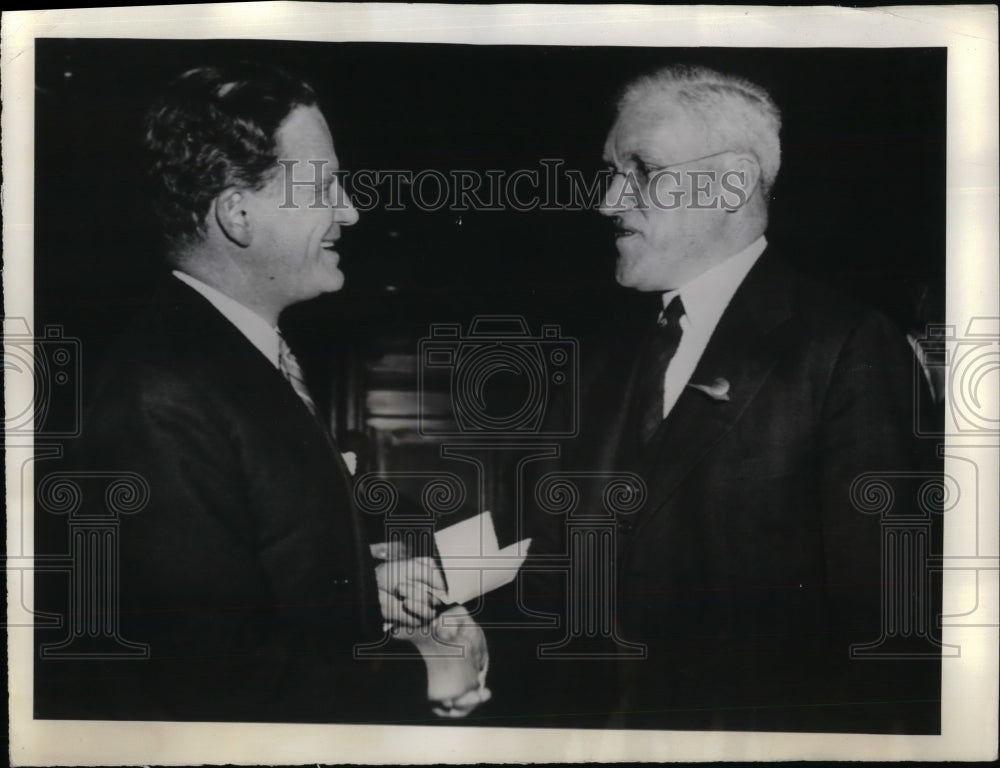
{"left": 396, "top": 605, "right": 491, "bottom": 718}
{"left": 374, "top": 556, "right": 447, "bottom": 629}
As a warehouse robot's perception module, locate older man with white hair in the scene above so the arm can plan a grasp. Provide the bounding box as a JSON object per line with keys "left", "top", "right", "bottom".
{"left": 532, "top": 64, "right": 941, "bottom": 733}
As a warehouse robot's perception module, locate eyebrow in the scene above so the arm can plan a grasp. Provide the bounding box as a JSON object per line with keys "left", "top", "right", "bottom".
{"left": 604, "top": 150, "right": 660, "bottom": 169}
{"left": 630, "top": 147, "right": 671, "bottom": 165}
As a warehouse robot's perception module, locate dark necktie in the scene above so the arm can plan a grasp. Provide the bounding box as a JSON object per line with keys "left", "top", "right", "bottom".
{"left": 637, "top": 295, "right": 685, "bottom": 444}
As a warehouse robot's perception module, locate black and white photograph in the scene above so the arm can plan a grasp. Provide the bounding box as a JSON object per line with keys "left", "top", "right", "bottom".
{"left": 4, "top": 4, "right": 998, "bottom": 764}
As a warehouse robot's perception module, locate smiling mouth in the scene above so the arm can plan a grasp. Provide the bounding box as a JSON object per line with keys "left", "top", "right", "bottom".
{"left": 613, "top": 226, "right": 638, "bottom": 239}
{"left": 320, "top": 239, "right": 339, "bottom": 251}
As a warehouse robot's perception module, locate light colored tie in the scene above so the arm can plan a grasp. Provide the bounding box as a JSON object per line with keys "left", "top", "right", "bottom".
{"left": 278, "top": 334, "right": 319, "bottom": 418}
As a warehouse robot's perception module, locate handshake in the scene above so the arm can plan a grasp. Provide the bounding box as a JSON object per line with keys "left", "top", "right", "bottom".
{"left": 373, "top": 546, "right": 492, "bottom": 718}
{"left": 371, "top": 512, "right": 531, "bottom": 718}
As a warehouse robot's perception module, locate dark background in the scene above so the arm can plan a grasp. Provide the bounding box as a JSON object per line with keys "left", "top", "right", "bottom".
{"left": 31, "top": 37, "right": 947, "bottom": 729}
{"left": 34, "top": 38, "right": 947, "bottom": 532}
{"left": 35, "top": 39, "right": 945, "bottom": 367}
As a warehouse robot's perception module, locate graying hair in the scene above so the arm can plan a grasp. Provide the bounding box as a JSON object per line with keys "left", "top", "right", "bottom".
{"left": 619, "top": 64, "right": 782, "bottom": 195}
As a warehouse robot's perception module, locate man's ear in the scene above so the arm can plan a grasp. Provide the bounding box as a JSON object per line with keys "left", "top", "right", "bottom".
{"left": 721, "top": 154, "right": 762, "bottom": 212}
{"left": 214, "top": 188, "right": 252, "bottom": 247}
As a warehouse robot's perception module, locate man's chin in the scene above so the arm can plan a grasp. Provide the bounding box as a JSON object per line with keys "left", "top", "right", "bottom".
{"left": 615, "top": 255, "right": 645, "bottom": 291}
{"left": 616, "top": 252, "right": 672, "bottom": 292}
{"left": 326, "top": 272, "right": 345, "bottom": 293}
{"left": 294, "top": 271, "right": 345, "bottom": 305}
{"left": 316, "top": 266, "right": 345, "bottom": 295}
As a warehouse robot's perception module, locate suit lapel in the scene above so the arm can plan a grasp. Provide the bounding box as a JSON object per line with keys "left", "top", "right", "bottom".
{"left": 572, "top": 301, "right": 658, "bottom": 477}
{"left": 634, "top": 250, "right": 797, "bottom": 527}
{"left": 159, "top": 277, "right": 379, "bottom": 633}
{"left": 584, "top": 341, "right": 648, "bottom": 474}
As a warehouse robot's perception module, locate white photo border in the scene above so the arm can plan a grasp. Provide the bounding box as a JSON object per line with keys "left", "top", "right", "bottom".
{"left": 4, "top": 3, "right": 998, "bottom": 764}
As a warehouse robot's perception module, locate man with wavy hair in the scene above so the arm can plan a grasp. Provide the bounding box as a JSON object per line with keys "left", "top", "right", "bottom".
{"left": 38, "top": 62, "right": 485, "bottom": 723}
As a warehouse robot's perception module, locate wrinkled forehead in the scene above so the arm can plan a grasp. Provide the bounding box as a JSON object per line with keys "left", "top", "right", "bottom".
{"left": 604, "top": 97, "right": 706, "bottom": 163}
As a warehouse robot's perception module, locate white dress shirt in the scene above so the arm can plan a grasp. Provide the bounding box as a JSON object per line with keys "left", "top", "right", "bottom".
{"left": 173, "top": 269, "right": 357, "bottom": 470}
{"left": 172, "top": 270, "right": 281, "bottom": 369}
{"left": 658, "top": 236, "right": 768, "bottom": 419}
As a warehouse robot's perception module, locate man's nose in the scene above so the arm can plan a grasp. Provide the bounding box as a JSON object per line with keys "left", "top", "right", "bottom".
{"left": 598, "top": 172, "right": 627, "bottom": 217}
{"left": 331, "top": 179, "right": 359, "bottom": 226}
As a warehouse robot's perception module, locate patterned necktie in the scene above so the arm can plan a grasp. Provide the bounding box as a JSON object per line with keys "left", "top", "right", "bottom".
{"left": 279, "top": 336, "right": 373, "bottom": 634}
{"left": 636, "top": 295, "right": 685, "bottom": 444}
{"left": 278, "top": 334, "right": 319, "bottom": 419}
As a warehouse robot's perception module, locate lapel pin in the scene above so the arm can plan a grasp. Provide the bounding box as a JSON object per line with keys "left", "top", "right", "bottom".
{"left": 688, "top": 377, "right": 731, "bottom": 401}
{"left": 341, "top": 451, "right": 358, "bottom": 476}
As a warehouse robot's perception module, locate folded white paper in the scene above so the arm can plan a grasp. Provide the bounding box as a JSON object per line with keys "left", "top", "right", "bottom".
{"left": 434, "top": 511, "right": 531, "bottom": 606}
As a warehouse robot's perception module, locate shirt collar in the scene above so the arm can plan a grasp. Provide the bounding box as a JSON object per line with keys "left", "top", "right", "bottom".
{"left": 172, "top": 270, "right": 281, "bottom": 368}
{"left": 662, "top": 235, "right": 768, "bottom": 334}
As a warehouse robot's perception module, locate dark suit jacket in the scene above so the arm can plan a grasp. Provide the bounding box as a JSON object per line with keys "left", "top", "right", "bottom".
{"left": 524, "top": 250, "right": 941, "bottom": 733}
{"left": 35, "top": 278, "right": 422, "bottom": 723}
